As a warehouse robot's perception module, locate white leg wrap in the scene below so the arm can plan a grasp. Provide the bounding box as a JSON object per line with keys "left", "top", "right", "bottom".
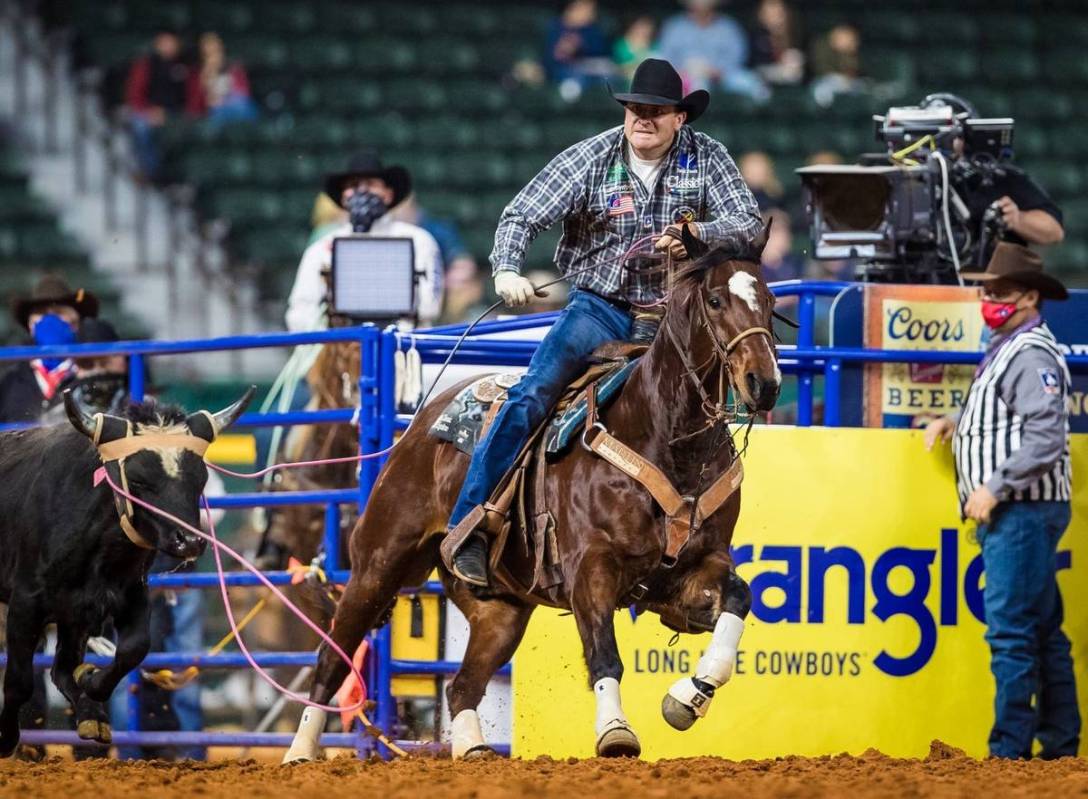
{"left": 695, "top": 612, "right": 745, "bottom": 688}
{"left": 666, "top": 612, "right": 745, "bottom": 719}
{"left": 594, "top": 677, "right": 630, "bottom": 736}
{"left": 451, "top": 709, "right": 486, "bottom": 759}
{"left": 282, "top": 707, "right": 327, "bottom": 764}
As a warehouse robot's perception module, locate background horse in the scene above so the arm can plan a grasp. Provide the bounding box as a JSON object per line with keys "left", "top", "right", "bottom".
{"left": 284, "top": 227, "right": 780, "bottom": 761}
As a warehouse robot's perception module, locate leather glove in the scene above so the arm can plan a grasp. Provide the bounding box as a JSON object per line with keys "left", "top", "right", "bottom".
{"left": 346, "top": 190, "right": 388, "bottom": 233}
{"left": 494, "top": 271, "right": 537, "bottom": 307}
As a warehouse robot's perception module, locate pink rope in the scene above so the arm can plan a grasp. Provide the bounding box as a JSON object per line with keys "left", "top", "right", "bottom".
{"left": 207, "top": 446, "right": 393, "bottom": 480}
{"left": 102, "top": 469, "right": 366, "bottom": 714}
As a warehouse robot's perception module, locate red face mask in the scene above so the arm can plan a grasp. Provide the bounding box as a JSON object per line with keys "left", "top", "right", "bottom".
{"left": 980, "top": 300, "right": 1019, "bottom": 329}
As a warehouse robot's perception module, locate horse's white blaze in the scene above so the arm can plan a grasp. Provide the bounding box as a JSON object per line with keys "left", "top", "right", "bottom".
{"left": 593, "top": 677, "right": 630, "bottom": 735}
{"left": 451, "top": 709, "right": 486, "bottom": 759}
{"left": 282, "top": 706, "right": 326, "bottom": 763}
{"left": 727, "top": 271, "right": 760, "bottom": 312}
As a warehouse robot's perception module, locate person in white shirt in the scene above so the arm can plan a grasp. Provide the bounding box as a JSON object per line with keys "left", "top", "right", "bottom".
{"left": 285, "top": 151, "right": 443, "bottom": 331}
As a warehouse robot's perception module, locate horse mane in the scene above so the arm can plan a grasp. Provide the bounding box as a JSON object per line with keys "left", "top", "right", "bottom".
{"left": 673, "top": 242, "right": 764, "bottom": 289}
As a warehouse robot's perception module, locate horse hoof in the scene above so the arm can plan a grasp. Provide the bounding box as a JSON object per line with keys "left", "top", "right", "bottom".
{"left": 77, "top": 720, "right": 112, "bottom": 744}
{"left": 462, "top": 745, "right": 496, "bottom": 761}
{"left": 661, "top": 694, "right": 697, "bottom": 731}
{"left": 596, "top": 725, "right": 641, "bottom": 758}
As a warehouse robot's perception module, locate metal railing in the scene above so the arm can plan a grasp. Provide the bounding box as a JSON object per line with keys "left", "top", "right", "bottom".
{"left": 4, "top": 280, "right": 1087, "bottom": 757}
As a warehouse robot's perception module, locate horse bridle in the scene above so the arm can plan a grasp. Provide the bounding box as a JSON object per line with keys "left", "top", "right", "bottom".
{"left": 663, "top": 273, "right": 774, "bottom": 427}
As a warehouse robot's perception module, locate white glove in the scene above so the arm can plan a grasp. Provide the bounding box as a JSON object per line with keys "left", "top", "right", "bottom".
{"left": 494, "top": 271, "right": 536, "bottom": 307}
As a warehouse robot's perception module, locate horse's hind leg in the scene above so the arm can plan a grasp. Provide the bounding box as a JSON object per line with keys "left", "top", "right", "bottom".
{"left": 662, "top": 568, "right": 752, "bottom": 731}
{"left": 282, "top": 520, "right": 435, "bottom": 764}
{"left": 444, "top": 578, "right": 534, "bottom": 759}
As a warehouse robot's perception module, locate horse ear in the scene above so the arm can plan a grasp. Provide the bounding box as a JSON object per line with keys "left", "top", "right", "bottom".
{"left": 753, "top": 217, "right": 773, "bottom": 258}
{"left": 681, "top": 224, "right": 709, "bottom": 259}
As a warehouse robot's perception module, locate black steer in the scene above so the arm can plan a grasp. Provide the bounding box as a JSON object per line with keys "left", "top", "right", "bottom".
{"left": 0, "top": 387, "right": 253, "bottom": 756}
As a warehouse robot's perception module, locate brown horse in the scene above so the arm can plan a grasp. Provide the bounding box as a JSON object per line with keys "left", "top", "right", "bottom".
{"left": 283, "top": 227, "right": 780, "bottom": 761}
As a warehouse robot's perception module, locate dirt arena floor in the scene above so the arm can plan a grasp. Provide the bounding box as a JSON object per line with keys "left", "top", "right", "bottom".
{"left": 2, "top": 742, "right": 1087, "bottom": 798}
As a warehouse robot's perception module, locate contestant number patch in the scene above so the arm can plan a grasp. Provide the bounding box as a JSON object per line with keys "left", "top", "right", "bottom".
{"left": 1037, "top": 367, "right": 1061, "bottom": 395}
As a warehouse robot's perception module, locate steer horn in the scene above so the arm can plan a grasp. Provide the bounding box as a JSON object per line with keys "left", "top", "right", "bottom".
{"left": 63, "top": 389, "right": 97, "bottom": 438}
{"left": 210, "top": 385, "right": 256, "bottom": 436}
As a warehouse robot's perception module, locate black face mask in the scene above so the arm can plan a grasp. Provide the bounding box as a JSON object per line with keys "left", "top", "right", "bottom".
{"left": 346, "top": 190, "right": 388, "bottom": 233}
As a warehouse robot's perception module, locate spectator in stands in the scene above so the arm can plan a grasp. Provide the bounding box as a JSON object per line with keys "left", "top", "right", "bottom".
{"left": 0, "top": 275, "right": 98, "bottom": 423}
{"left": 124, "top": 30, "right": 198, "bottom": 180}
{"left": 657, "top": 0, "right": 768, "bottom": 103}
{"left": 738, "top": 151, "right": 784, "bottom": 212}
{"left": 286, "top": 151, "right": 442, "bottom": 331}
{"left": 759, "top": 209, "right": 803, "bottom": 283}
{"left": 544, "top": 0, "right": 613, "bottom": 102}
{"left": 749, "top": 0, "right": 804, "bottom": 86}
{"left": 613, "top": 17, "right": 657, "bottom": 80}
{"left": 805, "top": 149, "right": 844, "bottom": 167}
{"left": 809, "top": 24, "right": 865, "bottom": 107}
{"left": 188, "top": 32, "right": 258, "bottom": 128}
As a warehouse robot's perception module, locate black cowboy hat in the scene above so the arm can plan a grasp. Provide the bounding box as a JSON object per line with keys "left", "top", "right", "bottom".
{"left": 609, "top": 58, "right": 709, "bottom": 125}
{"left": 323, "top": 149, "right": 412, "bottom": 209}
{"left": 960, "top": 241, "right": 1068, "bottom": 300}
{"left": 11, "top": 274, "right": 100, "bottom": 329}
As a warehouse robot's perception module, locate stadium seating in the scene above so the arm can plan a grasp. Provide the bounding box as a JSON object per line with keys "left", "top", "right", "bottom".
{"left": 0, "top": 143, "right": 140, "bottom": 344}
{"left": 45, "top": 0, "right": 1087, "bottom": 305}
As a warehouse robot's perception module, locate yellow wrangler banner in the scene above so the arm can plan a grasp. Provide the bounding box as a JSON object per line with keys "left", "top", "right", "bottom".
{"left": 512, "top": 427, "right": 1088, "bottom": 759}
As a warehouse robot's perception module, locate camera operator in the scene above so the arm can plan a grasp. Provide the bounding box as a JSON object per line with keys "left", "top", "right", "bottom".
{"left": 943, "top": 96, "right": 1064, "bottom": 258}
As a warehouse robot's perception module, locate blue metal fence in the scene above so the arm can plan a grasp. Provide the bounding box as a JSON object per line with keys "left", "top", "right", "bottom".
{"left": 4, "top": 281, "right": 1087, "bottom": 756}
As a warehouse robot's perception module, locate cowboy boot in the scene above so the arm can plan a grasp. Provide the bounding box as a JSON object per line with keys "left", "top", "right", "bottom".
{"left": 452, "top": 533, "right": 490, "bottom": 588}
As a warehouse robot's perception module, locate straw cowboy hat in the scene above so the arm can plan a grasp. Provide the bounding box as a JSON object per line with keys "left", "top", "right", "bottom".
{"left": 323, "top": 150, "right": 412, "bottom": 209}
{"left": 11, "top": 274, "right": 100, "bottom": 329}
{"left": 960, "top": 241, "right": 1068, "bottom": 300}
{"left": 609, "top": 58, "right": 709, "bottom": 125}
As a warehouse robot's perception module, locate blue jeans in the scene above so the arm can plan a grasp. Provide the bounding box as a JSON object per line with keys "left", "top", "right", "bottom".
{"left": 978, "top": 501, "right": 1080, "bottom": 759}
{"left": 448, "top": 289, "right": 632, "bottom": 528}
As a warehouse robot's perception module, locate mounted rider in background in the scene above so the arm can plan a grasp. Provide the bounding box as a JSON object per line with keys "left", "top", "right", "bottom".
{"left": 448, "top": 58, "right": 762, "bottom": 586}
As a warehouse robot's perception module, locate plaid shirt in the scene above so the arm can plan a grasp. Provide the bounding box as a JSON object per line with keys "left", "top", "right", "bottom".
{"left": 490, "top": 125, "right": 762, "bottom": 304}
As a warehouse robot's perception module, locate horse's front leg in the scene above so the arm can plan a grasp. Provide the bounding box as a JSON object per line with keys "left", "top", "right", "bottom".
{"left": 663, "top": 568, "right": 751, "bottom": 730}
{"left": 571, "top": 547, "right": 641, "bottom": 758}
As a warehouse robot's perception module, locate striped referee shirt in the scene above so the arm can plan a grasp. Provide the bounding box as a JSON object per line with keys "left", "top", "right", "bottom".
{"left": 953, "top": 318, "right": 1072, "bottom": 511}
{"left": 490, "top": 125, "right": 762, "bottom": 304}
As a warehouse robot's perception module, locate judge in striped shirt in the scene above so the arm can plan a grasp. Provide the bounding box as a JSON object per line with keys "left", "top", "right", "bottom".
{"left": 925, "top": 242, "right": 1077, "bottom": 760}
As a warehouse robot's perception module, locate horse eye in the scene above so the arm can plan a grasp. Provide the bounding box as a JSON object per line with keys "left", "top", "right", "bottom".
{"left": 707, "top": 295, "right": 722, "bottom": 309}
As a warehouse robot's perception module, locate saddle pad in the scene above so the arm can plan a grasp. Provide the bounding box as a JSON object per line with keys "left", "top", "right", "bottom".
{"left": 545, "top": 358, "right": 639, "bottom": 454}
{"left": 430, "top": 373, "right": 522, "bottom": 455}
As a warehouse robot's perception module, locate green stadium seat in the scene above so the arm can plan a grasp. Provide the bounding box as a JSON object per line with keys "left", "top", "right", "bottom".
{"left": 194, "top": 1, "right": 256, "bottom": 34}
{"left": 1021, "top": 162, "right": 1083, "bottom": 200}
{"left": 862, "top": 12, "right": 922, "bottom": 45}
{"left": 1039, "top": 17, "right": 1088, "bottom": 49}
{"left": 316, "top": 3, "right": 379, "bottom": 35}
{"left": 864, "top": 49, "right": 916, "bottom": 84}
{"left": 980, "top": 52, "right": 1039, "bottom": 85}
{"left": 1043, "top": 51, "right": 1088, "bottom": 86}
{"left": 980, "top": 15, "right": 1036, "bottom": 46}
{"left": 917, "top": 50, "right": 980, "bottom": 83}
{"left": 258, "top": 5, "right": 317, "bottom": 34}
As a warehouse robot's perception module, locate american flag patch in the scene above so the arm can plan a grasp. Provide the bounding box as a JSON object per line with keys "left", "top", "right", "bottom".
{"left": 608, "top": 193, "right": 634, "bottom": 216}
